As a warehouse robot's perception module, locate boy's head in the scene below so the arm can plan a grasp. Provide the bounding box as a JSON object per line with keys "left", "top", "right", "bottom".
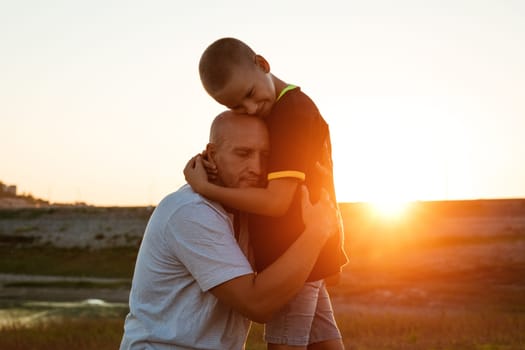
{"left": 199, "top": 37, "right": 277, "bottom": 117}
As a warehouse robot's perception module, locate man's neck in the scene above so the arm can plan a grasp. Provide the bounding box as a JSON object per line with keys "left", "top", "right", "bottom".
{"left": 223, "top": 205, "right": 238, "bottom": 215}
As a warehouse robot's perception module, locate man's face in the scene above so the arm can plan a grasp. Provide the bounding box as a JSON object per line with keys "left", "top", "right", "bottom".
{"left": 212, "top": 116, "right": 270, "bottom": 188}
{"left": 211, "top": 58, "right": 276, "bottom": 118}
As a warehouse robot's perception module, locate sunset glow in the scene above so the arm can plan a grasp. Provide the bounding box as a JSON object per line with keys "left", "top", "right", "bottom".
{"left": 367, "top": 199, "right": 413, "bottom": 220}
{"left": 1, "top": 1, "right": 524, "bottom": 206}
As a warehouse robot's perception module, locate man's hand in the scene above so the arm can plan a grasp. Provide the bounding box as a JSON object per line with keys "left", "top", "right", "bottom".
{"left": 300, "top": 186, "right": 338, "bottom": 242}
{"left": 184, "top": 155, "right": 211, "bottom": 193}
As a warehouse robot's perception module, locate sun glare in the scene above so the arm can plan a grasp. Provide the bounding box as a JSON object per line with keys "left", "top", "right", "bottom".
{"left": 368, "top": 199, "right": 413, "bottom": 220}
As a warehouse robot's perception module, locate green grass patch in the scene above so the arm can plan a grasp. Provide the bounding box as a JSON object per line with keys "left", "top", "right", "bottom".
{"left": 1, "top": 306, "right": 524, "bottom": 350}
{"left": 0, "top": 208, "right": 51, "bottom": 219}
{"left": 0, "top": 300, "right": 267, "bottom": 350}
{"left": 0, "top": 246, "right": 138, "bottom": 278}
{"left": 0, "top": 318, "right": 266, "bottom": 350}
{"left": 4, "top": 280, "right": 131, "bottom": 289}
{"left": 13, "top": 225, "right": 39, "bottom": 233}
{"left": 336, "top": 310, "right": 525, "bottom": 350}
{"left": 0, "top": 299, "right": 128, "bottom": 316}
{"left": 0, "top": 318, "right": 125, "bottom": 350}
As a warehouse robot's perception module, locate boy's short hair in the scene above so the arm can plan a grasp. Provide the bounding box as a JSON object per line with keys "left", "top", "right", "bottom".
{"left": 199, "top": 37, "right": 256, "bottom": 94}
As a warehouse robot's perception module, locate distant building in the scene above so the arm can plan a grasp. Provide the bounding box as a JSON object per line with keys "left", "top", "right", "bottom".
{"left": 7, "top": 185, "right": 16, "bottom": 196}
{"left": 0, "top": 182, "right": 18, "bottom": 197}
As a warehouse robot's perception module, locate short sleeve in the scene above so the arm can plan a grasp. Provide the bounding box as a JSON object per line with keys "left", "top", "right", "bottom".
{"left": 265, "top": 90, "right": 326, "bottom": 179}
{"left": 166, "top": 203, "right": 253, "bottom": 292}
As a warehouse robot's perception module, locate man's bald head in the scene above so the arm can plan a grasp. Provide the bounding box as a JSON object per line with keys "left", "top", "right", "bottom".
{"left": 209, "top": 111, "right": 264, "bottom": 146}
{"left": 207, "top": 111, "right": 270, "bottom": 188}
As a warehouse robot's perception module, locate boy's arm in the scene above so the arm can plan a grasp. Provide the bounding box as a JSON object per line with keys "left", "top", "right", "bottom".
{"left": 209, "top": 186, "right": 338, "bottom": 323}
{"left": 185, "top": 155, "right": 299, "bottom": 217}
{"left": 199, "top": 178, "right": 299, "bottom": 217}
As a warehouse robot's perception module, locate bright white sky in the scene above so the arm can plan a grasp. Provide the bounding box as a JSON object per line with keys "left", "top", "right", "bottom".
{"left": 1, "top": 0, "right": 524, "bottom": 206}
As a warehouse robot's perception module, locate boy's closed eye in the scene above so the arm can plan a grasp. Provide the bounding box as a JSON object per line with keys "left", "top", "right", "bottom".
{"left": 229, "top": 88, "right": 255, "bottom": 113}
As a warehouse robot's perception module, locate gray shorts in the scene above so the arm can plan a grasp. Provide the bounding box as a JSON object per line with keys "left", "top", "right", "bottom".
{"left": 264, "top": 280, "right": 342, "bottom": 346}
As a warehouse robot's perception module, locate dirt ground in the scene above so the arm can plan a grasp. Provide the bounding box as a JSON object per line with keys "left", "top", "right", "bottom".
{"left": 2, "top": 236, "right": 524, "bottom": 315}
{"left": 1, "top": 202, "right": 525, "bottom": 334}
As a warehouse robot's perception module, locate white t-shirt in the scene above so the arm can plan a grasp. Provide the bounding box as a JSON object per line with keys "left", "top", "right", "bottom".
{"left": 120, "top": 184, "right": 254, "bottom": 350}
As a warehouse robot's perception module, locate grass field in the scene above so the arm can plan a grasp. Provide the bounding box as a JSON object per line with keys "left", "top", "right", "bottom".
{"left": 1, "top": 202, "right": 525, "bottom": 349}
{"left": 2, "top": 307, "right": 523, "bottom": 350}
{"left": 0, "top": 246, "right": 137, "bottom": 278}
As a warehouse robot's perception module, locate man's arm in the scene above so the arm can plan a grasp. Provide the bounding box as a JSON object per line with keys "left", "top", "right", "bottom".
{"left": 209, "top": 186, "right": 338, "bottom": 323}
{"left": 184, "top": 155, "right": 299, "bottom": 217}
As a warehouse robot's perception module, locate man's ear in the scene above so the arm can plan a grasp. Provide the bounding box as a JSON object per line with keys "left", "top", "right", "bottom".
{"left": 254, "top": 55, "right": 270, "bottom": 73}
{"left": 206, "top": 143, "right": 217, "bottom": 162}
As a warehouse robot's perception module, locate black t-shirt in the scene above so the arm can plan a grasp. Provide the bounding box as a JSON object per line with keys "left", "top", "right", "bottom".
{"left": 248, "top": 86, "right": 348, "bottom": 281}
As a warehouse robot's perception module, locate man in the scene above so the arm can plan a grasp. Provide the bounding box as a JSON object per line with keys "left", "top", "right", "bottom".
{"left": 120, "top": 111, "right": 339, "bottom": 349}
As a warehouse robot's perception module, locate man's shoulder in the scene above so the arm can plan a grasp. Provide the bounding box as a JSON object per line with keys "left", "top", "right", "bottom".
{"left": 157, "top": 184, "right": 198, "bottom": 209}
{"left": 155, "top": 184, "right": 228, "bottom": 221}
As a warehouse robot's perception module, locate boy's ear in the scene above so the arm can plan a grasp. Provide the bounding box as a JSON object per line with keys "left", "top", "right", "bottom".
{"left": 254, "top": 55, "right": 270, "bottom": 73}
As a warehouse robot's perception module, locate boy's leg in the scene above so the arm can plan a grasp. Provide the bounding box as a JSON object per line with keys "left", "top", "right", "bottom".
{"left": 307, "top": 281, "right": 344, "bottom": 350}
{"left": 265, "top": 281, "right": 322, "bottom": 349}
{"left": 307, "top": 339, "right": 344, "bottom": 350}
{"left": 268, "top": 344, "right": 305, "bottom": 350}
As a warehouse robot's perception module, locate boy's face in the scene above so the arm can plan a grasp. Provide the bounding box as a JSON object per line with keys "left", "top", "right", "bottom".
{"left": 211, "top": 56, "right": 276, "bottom": 118}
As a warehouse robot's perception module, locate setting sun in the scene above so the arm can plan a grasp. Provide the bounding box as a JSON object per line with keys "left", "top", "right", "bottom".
{"left": 367, "top": 199, "right": 413, "bottom": 220}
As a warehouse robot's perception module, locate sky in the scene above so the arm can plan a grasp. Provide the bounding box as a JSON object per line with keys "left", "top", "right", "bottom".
{"left": 1, "top": 0, "right": 524, "bottom": 206}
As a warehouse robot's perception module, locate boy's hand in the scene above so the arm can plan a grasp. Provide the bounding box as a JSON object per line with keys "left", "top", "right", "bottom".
{"left": 315, "top": 161, "right": 331, "bottom": 179}
{"left": 184, "top": 155, "right": 211, "bottom": 193}
{"left": 300, "top": 186, "right": 338, "bottom": 242}
{"left": 201, "top": 150, "right": 218, "bottom": 181}
{"left": 313, "top": 161, "right": 335, "bottom": 195}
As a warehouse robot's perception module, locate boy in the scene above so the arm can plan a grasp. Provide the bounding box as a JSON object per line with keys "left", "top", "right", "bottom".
{"left": 185, "top": 37, "right": 348, "bottom": 349}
